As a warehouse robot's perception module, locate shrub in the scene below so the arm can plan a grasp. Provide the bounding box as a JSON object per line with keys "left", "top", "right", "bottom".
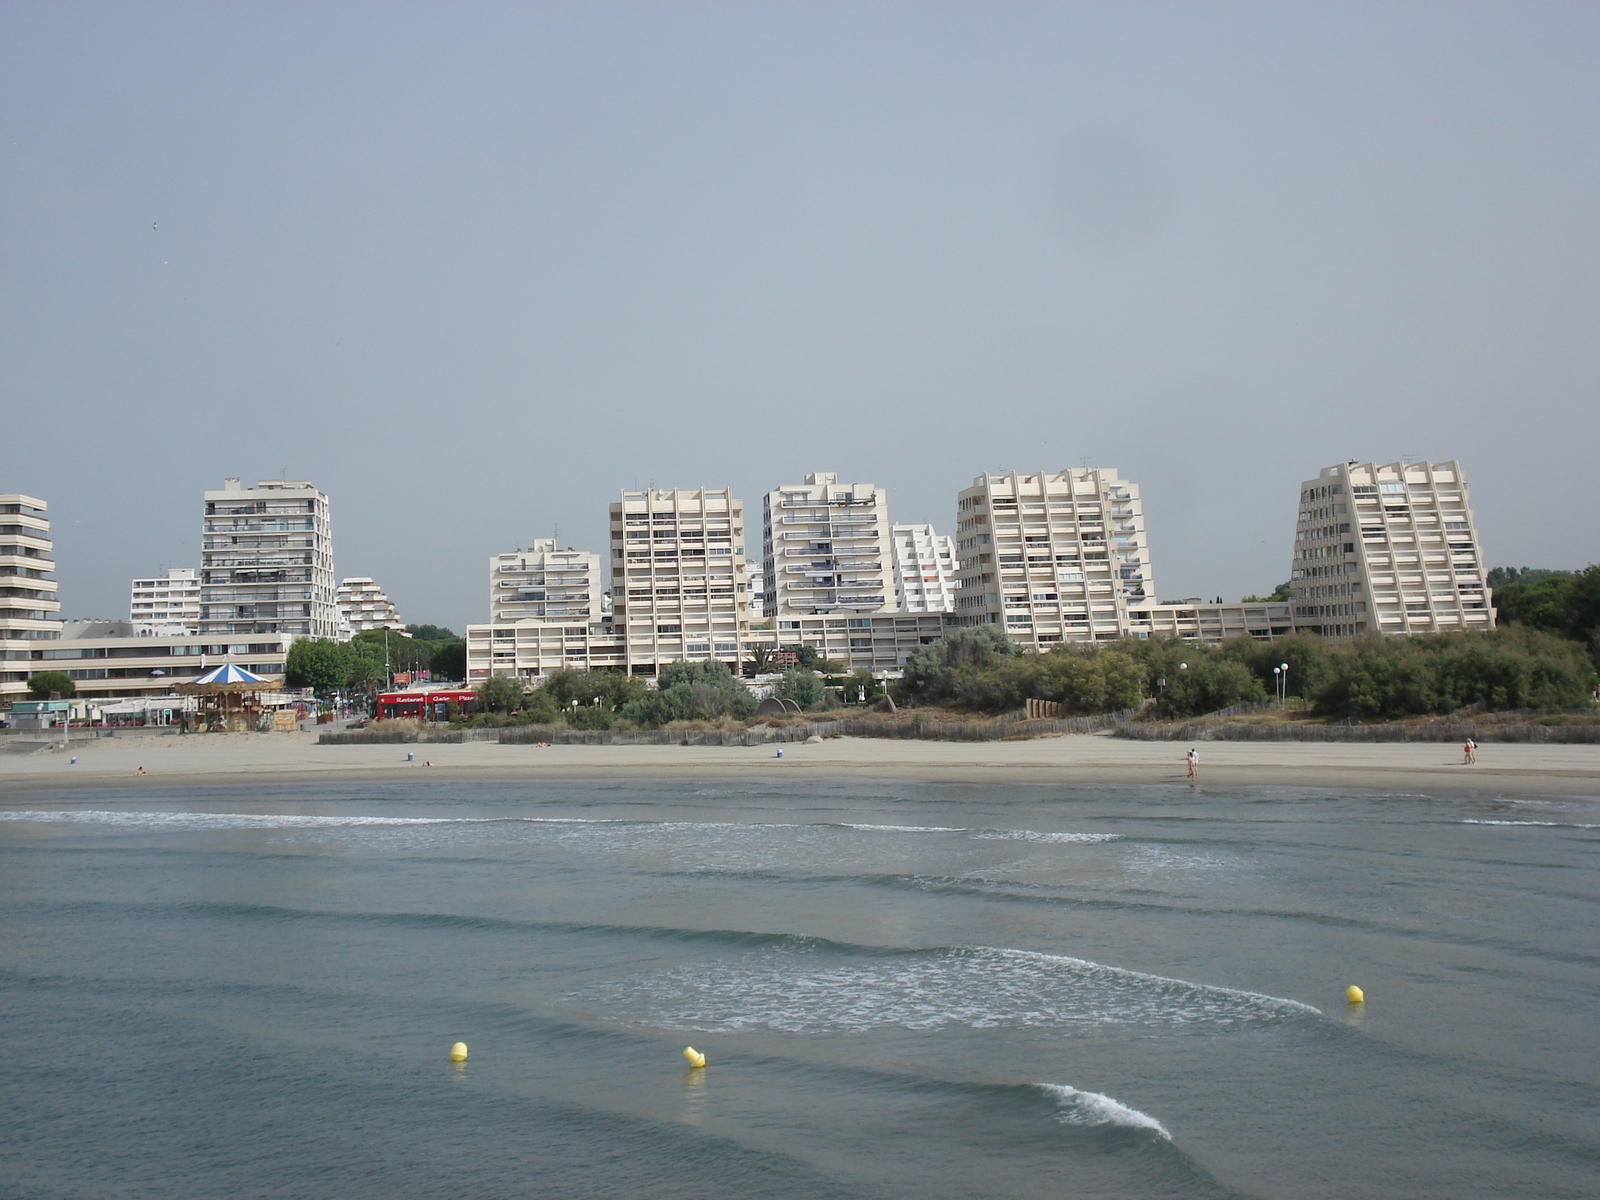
{"left": 1312, "top": 627, "right": 1595, "bottom": 719}
{"left": 621, "top": 660, "right": 756, "bottom": 726}
{"left": 773, "top": 669, "right": 823, "bottom": 708}
{"left": 476, "top": 675, "right": 526, "bottom": 714}
{"left": 27, "top": 671, "right": 76, "bottom": 700}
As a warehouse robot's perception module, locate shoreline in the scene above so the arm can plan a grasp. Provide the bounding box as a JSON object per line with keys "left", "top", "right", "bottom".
{"left": 2, "top": 730, "right": 1597, "bottom": 799}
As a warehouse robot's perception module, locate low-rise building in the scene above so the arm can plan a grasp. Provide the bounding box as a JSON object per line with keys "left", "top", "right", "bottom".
{"left": 129, "top": 568, "right": 201, "bottom": 633}
{"left": 22, "top": 621, "right": 292, "bottom": 701}
{"left": 742, "top": 611, "right": 956, "bottom": 674}
{"left": 1, "top": 494, "right": 63, "bottom": 701}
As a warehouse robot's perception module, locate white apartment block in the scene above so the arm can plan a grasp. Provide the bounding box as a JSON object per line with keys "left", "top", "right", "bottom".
{"left": 23, "top": 621, "right": 292, "bottom": 701}
{"left": 746, "top": 561, "right": 766, "bottom": 616}
{"left": 612, "top": 487, "right": 747, "bottom": 674}
{"left": 129, "top": 568, "right": 201, "bottom": 633}
{"left": 488, "top": 542, "right": 601, "bottom": 624}
{"left": 201, "top": 479, "right": 338, "bottom": 639}
{"left": 743, "top": 611, "right": 955, "bottom": 673}
{"left": 1291, "top": 460, "right": 1493, "bottom": 641}
{"left": 890, "top": 523, "right": 958, "bottom": 613}
{"left": 1132, "top": 599, "right": 1294, "bottom": 644}
{"left": 467, "top": 618, "right": 626, "bottom": 681}
{"left": 336, "top": 576, "right": 406, "bottom": 633}
{"left": 1, "top": 494, "right": 62, "bottom": 700}
{"left": 762, "top": 474, "right": 892, "bottom": 617}
{"left": 954, "top": 469, "right": 1155, "bottom": 648}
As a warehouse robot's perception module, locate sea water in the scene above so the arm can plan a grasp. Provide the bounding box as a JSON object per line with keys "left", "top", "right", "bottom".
{"left": 0, "top": 778, "right": 1596, "bottom": 1199}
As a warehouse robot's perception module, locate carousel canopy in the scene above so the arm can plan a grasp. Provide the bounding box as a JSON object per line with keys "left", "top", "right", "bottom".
{"left": 195, "top": 663, "right": 265, "bottom": 685}
{"left": 176, "top": 662, "right": 271, "bottom": 694}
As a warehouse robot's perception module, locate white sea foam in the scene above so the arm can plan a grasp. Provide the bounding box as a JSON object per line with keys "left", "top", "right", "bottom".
{"left": 973, "top": 829, "right": 1121, "bottom": 844}
{"left": 1034, "top": 1083, "right": 1171, "bottom": 1139}
{"left": 0, "top": 810, "right": 464, "bottom": 829}
{"left": 577, "top": 943, "right": 1320, "bottom": 1034}
{"left": 841, "top": 823, "right": 968, "bottom": 834}
{"left": 1461, "top": 819, "right": 1600, "bottom": 829}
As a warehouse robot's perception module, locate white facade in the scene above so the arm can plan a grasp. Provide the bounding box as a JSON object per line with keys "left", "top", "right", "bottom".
{"left": 954, "top": 469, "right": 1155, "bottom": 648}
{"left": 201, "top": 479, "right": 338, "bottom": 639}
{"left": 890, "top": 523, "right": 958, "bottom": 613}
{"left": 336, "top": 576, "right": 406, "bottom": 633}
{"left": 0, "top": 494, "right": 63, "bottom": 700}
{"left": 612, "top": 487, "right": 747, "bottom": 674}
{"left": 1290, "top": 460, "right": 1493, "bottom": 641}
{"left": 23, "top": 620, "right": 292, "bottom": 700}
{"left": 743, "top": 612, "right": 955, "bottom": 673}
{"left": 129, "top": 568, "right": 201, "bottom": 634}
{"left": 488, "top": 541, "right": 601, "bottom": 624}
{"left": 762, "top": 474, "right": 892, "bottom": 617}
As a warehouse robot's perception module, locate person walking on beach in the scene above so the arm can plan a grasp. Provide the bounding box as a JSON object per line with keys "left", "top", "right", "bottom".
{"left": 1463, "top": 737, "right": 1477, "bottom": 765}
{"left": 1186, "top": 747, "right": 1199, "bottom": 779}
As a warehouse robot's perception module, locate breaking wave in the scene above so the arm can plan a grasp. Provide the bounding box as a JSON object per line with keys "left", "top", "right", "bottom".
{"left": 1034, "top": 1083, "right": 1171, "bottom": 1138}
{"left": 576, "top": 943, "right": 1320, "bottom": 1034}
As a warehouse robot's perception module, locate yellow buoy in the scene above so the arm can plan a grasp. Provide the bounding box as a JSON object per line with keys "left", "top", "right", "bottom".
{"left": 450, "top": 1042, "right": 469, "bottom": 1061}
{"left": 682, "top": 1046, "right": 706, "bottom": 1068}
{"left": 1346, "top": 985, "right": 1365, "bottom": 1004}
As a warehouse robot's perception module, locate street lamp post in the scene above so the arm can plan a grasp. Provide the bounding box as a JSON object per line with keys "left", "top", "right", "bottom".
{"left": 1280, "top": 662, "right": 1290, "bottom": 706}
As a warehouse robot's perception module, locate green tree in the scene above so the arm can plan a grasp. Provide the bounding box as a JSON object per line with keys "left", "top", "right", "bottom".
{"left": 345, "top": 656, "right": 385, "bottom": 699}
{"left": 744, "top": 645, "right": 775, "bottom": 675}
{"left": 896, "top": 626, "right": 1018, "bottom": 705}
{"left": 541, "top": 668, "right": 647, "bottom": 711}
{"left": 1311, "top": 627, "right": 1595, "bottom": 718}
{"left": 430, "top": 640, "right": 467, "bottom": 681}
{"left": 1221, "top": 632, "right": 1334, "bottom": 700}
{"left": 1494, "top": 575, "right": 1577, "bottom": 635}
{"left": 26, "top": 671, "right": 75, "bottom": 699}
{"left": 1154, "top": 656, "right": 1268, "bottom": 718}
{"left": 839, "top": 669, "right": 882, "bottom": 702}
{"left": 1241, "top": 582, "right": 1293, "bottom": 602}
{"left": 621, "top": 660, "right": 756, "bottom": 726}
{"left": 1486, "top": 567, "right": 1572, "bottom": 589}
{"left": 404, "top": 623, "right": 458, "bottom": 641}
{"left": 782, "top": 643, "right": 822, "bottom": 670}
{"left": 349, "top": 629, "right": 434, "bottom": 678}
{"left": 285, "top": 638, "right": 354, "bottom": 697}
{"left": 773, "top": 669, "right": 823, "bottom": 708}
{"left": 476, "top": 675, "right": 526, "bottom": 714}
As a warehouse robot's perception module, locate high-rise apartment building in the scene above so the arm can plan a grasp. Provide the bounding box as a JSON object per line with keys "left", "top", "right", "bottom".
{"left": 953, "top": 469, "right": 1155, "bottom": 649}
{"left": 889, "top": 523, "right": 958, "bottom": 613}
{"left": 1290, "top": 460, "right": 1493, "bottom": 641}
{"left": 129, "top": 568, "right": 201, "bottom": 633}
{"left": 335, "top": 577, "right": 406, "bottom": 633}
{"left": 200, "top": 479, "right": 337, "bottom": 639}
{"left": 487, "top": 541, "right": 601, "bottom": 624}
{"left": 761, "top": 474, "right": 892, "bottom": 617}
{"left": 611, "top": 487, "right": 746, "bottom": 674}
{"left": 0, "top": 494, "right": 62, "bottom": 699}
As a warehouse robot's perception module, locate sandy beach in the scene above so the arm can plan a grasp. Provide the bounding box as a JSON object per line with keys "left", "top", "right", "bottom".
{"left": 2, "top": 729, "right": 1596, "bottom": 798}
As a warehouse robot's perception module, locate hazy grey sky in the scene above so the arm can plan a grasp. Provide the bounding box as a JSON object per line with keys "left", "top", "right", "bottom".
{"left": 5, "top": 2, "right": 1596, "bottom": 628}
